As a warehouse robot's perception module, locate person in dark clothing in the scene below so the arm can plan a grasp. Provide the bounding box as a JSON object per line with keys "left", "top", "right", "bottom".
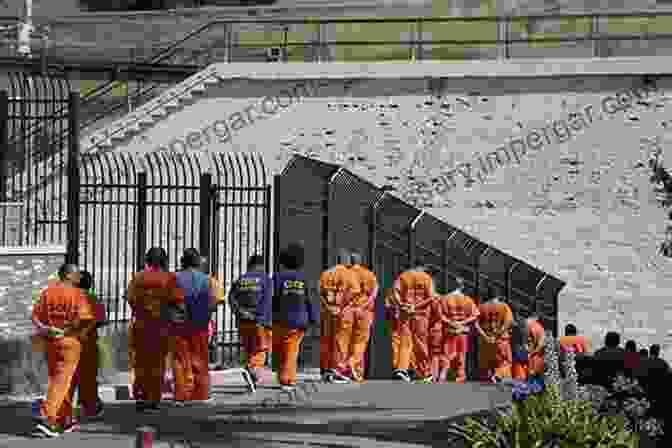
{"left": 592, "top": 332, "right": 625, "bottom": 389}
{"left": 272, "top": 243, "right": 318, "bottom": 392}
{"left": 229, "top": 255, "right": 272, "bottom": 394}
{"left": 623, "top": 340, "right": 640, "bottom": 378}
{"left": 635, "top": 344, "right": 670, "bottom": 428}
{"left": 639, "top": 348, "right": 649, "bottom": 358}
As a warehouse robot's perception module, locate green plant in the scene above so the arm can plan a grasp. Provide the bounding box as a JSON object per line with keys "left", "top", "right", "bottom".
{"left": 449, "top": 385, "right": 638, "bottom": 447}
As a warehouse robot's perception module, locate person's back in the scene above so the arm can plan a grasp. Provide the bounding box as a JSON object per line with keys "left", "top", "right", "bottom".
{"left": 230, "top": 269, "right": 272, "bottom": 325}
{"left": 36, "top": 284, "right": 93, "bottom": 338}
{"left": 592, "top": 332, "right": 625, "bottom": 388}
{"left": 128, "top": 271, "right": 182, "bottom": 322}
{"left": 176, "top": 269, "right": 212, "bottom": 331}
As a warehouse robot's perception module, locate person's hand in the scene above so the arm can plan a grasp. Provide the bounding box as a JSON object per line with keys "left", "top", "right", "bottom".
{"left": 47, "top": 326, "right": 65, "bottom": 338}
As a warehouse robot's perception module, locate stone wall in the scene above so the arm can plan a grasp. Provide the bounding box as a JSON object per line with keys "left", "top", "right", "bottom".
{"left": 0, "top": 246, "right": 65, "bottom": 395}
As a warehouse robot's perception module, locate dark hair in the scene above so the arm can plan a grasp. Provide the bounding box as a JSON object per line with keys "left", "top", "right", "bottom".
{"left": 145, "top": 247, "right": 169, "bottom": 271}
{"left": 247, "top": 254, "right": 265, "bottom": 270}
{"left": 79, "top": 270, "right": 93, "bottom": 291}
{"left": 605, "top": 332, "right": 621, "bottom": 348}
{"left": 58, "top": 263, "right": 79, "bottom": 280}
{"left": 335, "top": 249, "right": 351, "bottom": 266}
{"left": 565, "top": 324, "right": 578, "bottom": 336}
{"left": 180, "top": 248, "right": 201, "bottom": 269}
{"left": 650, "top": 344, "right": 661, "bottom": 357}
{"left": 350, "top": 252, "right": 364, "bottom": 266}
{"left": 280, "top": 243, "right": 305, "bottom": 270}
{"left": 639, "top": 348, "right": 649, "bottom": 357}
{"left": 625, "top": 340, "right": 637, "bottom": 352}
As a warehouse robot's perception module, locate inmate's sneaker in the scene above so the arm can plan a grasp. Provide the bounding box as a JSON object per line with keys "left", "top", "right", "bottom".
{"left": 62, "top": 422, "right": 80, "bottom": 433}
{"left": 241, "top": 367, "right": 257, "bottom": 394}
{"left": 33, "top": 423, "right": 60, "bottom": 438}
{"left": 393, "top": 369, "right": 411, "bottom": 382}
{"left": 328, "top": 370, "right": 351, "bottom": 384}
{"left": 280, "top": 384, "right": 296, "bottom": 393}
{"left": 416, "top": 376, "right": 433, "bottom": 384}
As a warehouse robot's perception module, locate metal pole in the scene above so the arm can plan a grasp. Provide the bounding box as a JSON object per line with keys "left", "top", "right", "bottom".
{"left": 0, "top": 91, "right": 8, "bottom": 202}
{"left": 506, "top": 261, "right": 521, "bottom": 303}
{"left": 135, "top": 172, "right": 148, "bottom": 271}
{"left": 473, "top": 245, "right": 488, "bottom": 301}
{"left": 408, "top": 210, "right": 423, "bottom": 268}
{"left": 199, "top": 172, "right": 212, "bottom": 265}
{"left": 534, "top": 274, "right": 548, "bottom": 325}
{"left": 442, "top": 230, "right": 458, "bottom": 289}
{"left": 323, "top": 168, "right": 343, "bottom": 269}
{"left": 263, "top": 184, "right": 272, "bottom": 274}
{"left": 272, "top": 175, "right": 281, "bottom": 275}
{"left": 65, "top": 92, "right": 80, "bottom": 265}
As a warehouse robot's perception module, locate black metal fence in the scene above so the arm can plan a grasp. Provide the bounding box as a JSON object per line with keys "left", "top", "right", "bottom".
{"left": 274, "top": 154, "right": 566, "bottom": 376}
{"left": 76, "top": 151, "right": 271, "bottom": 367}
{"left": 0, "top": 73, "right": 76, "bottom": 247}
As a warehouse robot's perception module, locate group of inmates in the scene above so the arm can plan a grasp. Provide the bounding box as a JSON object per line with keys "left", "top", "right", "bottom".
{"left": 31, "top": 241, "right": 553, "bottom": 438}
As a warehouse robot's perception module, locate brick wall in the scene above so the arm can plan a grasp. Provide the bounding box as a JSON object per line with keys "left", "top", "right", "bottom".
{"left": 0, "top": 246, "right": 64, "bottom": 395}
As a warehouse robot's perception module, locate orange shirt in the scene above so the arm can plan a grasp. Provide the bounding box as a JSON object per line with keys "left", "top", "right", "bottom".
{"left": 127, "top": 271, "right": 184, "bottom": 320}
{"left": 478, "top": 301, "right": 512, "bottom": 338}
{"left": 456, "top": 294, "right": 479, "bottom": 322}
{"left": 349, "top": 264, "right": 378, "bottom": 307}
{"left": 559, "top": 335, "right": 590, "bottom": 353}
{"left": 32, "top": 284, "right": 96, "bottom": 337}
{"left": 319, "top": 264, "right": 360, "bottom": 308}
{"left": 394, "top": 270, "right": 435, "bottom": 314}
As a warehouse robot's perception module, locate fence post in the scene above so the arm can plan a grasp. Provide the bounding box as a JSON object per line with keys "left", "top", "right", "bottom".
{"left": 273, "top": 175, "right": 281, "bottom": 275}
{"left": 66, "top": 92, "right": 80, "bottom": 265}
{"left": 199, "top": 172, "right": 212, "bottom": 265}
{"left": 135, "top": 172, "right": 148, "bottom": 271}
{"left": 321, "top": 180, "right": 332, "bottom": 270}
{"left": 0, "top": 91, "right": 7, "bottom": 202}
{"left": 263, "top": 184, "right": 272, "bottom": 274}
{"left": 506, "top": 261, "right": 521, "bottom": 303}
{"left": 366, "top": 204, "right": 384, "bottom": 379}
{"left": 442, "top": 238, "right": 450, "bottom": 289}
{"left": 407, "top": 226, "right": 415, "bottom": 268}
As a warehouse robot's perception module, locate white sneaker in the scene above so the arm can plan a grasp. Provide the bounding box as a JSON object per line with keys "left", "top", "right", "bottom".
{"left": 280, "top": 384, "right": 296, "bottom": 393}
{"left": 241, "top": 368, "right": 257, "bottom": 393}
{"left": 328, "top": 371, "right": 351, "bottom": 384}
{"left": 393, "top": 369, "right": 411, "bottom": 382}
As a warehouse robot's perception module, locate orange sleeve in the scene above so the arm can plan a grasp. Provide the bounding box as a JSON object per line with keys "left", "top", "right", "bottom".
{"left": 31, "top": 291, "right": 47, "bottom": 325}
{"left": 77, "top": 290, "right": 96, "bottom": 321}
{"left": 127, "top": 275, "right": 139, "bottom": 308}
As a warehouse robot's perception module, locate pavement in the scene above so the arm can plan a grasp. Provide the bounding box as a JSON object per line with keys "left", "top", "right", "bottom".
{"left": 0, "top": 371, "right": 512, "bottom": 447}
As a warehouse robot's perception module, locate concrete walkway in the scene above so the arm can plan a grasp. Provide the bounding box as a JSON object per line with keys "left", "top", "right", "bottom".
{"left": 0, "top": 380, "right": 511, "bottom": 447}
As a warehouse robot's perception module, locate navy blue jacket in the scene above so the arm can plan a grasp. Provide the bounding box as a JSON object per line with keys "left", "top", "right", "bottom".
{"left": 272, "top": 270, "right": 318, "bottom": 329}
{"left": 229, "top": 270, "right": 272, "bottom": 327}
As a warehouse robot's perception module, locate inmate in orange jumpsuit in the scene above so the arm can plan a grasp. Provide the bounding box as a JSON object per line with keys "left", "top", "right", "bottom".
{"left": 172, "top": 271, "right": 216, "bottom": 402}
{"left": 559, "top": 335, "right": 591, "bottom": 353}
{"left": 127, "top": 272, "right": 184, "bottom": 404}
{"left": 392, "top": 270, "right": 436, "bottom": 381}
{"left": 319, "top": 265, "right": 357, "bottom": 375}
{"left": 340, "top": 264, "right": 378, "bottom": 381}
{"left": 477, "top": 300, "right": 513, "bottom": 381}
{"left": 32, "top": 284, "right": 96, "bottom": 429}
{"left": 431, "top": 293, "right": 480, "bottom": 383}
{"left": 74, "top": 293, "right": 106, "bottom": 417}
{"left": 527, "top": 319, "right": 545, "bottom": 378}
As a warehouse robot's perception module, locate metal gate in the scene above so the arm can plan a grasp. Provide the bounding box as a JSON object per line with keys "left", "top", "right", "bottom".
{"left": 0, "top": 73, "right": 76, "bottom": 247}
{"left": 78, "top": 151, "right": 271, "bottom": 366}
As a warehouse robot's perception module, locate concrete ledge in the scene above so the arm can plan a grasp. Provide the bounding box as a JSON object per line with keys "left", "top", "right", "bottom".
{"left": 207, "top": 57, "right": 672, "bottom": 80}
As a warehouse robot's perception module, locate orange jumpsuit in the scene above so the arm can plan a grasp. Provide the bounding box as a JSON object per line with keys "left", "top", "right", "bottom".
{"left": 527, "top": 319, "right": 545, "bottom": 378}
{"left": 478, "top": 301, "right": 513, "bottom": 381}
{"left": 431, "top": 293, "right": 479, "bottom": 383}
{"left": 127, "top": 272, "right": 184, "bottom": 403}
{"left": 392, "top": 270, "right": 436, "bottom": 380}
{"left": 559, "top": 335, "right": 591, "bottom": 353}
{"left": 319, "top": 265, "right": 358, "bottom": 374}
{"left": 32, "top": 285, "right": 96, "bottom": 428}
{"left": 341, "top": 264, "right": 378, "bottom": 381}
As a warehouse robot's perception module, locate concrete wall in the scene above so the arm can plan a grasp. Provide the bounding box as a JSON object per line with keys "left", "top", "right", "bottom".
{"left": 108, "top": 70, "right": 672, "bottom": 360}
{"left": 0, "top": 246, "right": 64, "bottom": 395}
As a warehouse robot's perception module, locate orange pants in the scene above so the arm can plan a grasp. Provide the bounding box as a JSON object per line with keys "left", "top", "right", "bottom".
{"left": 75, "top": 332, "right": 99, "bottom": 415}
{"left": 320, "top": 305, "right": 338, "bottom": 371}
{"left": 411, "top": 314, "right": 432, "bottom": 379}
{"left": 173, "top": 330, "right": 210, "bottom": 401}
{"left": 437, "top": 335, "right": 468, "bottom": 383}
{"left": 272, "top": 322, "right": 306, "bottom": 386}
{"left": 335, "top": 308, "right": 374, "bottom": 381}
{"left": 479, "top": 335, "right": 512, "bottom": 380}
{"left": 41, "top": 337, "right": 81, "bottom": 427}
{"left": 512, "top": 360, "right": 529, "bottom": 381}
{"left": 133, "top": 320, "right": 169, "bottom": 403}
{"left": 391, "top": 320, "right": 413, "bottom": 370}
{"left": 239, "top": 320, "right": 271, "bottom": 370}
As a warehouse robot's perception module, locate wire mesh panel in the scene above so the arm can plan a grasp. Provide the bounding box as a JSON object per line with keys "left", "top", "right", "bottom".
{"left": 330, "top": 169, "right": 382, "bottom": 263}
{"left": 79, "top": 151, "right": 139, "bottom": 323}
{"left": 0, "top": 73, "right": 72, "bottom": 246}
{"left": 274, "top": 155, "right": 339, "bottom": 369}
{"left": 211, "top": 152, "right": 270, "bottom": 367}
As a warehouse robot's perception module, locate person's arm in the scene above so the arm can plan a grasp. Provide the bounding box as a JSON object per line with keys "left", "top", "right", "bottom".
{"left": 256, "top": 275, "right": 273, "bottom": 328}
{"left": 306, "top": 278, "right": 320, "bottom": 326}
{"left": 227, "top": 280, "right": 240, "bottom": 317}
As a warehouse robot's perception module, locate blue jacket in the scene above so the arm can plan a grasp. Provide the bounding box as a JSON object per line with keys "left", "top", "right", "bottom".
{"left": 272, "top": 270, "right": 318, "bottom": 329}
{"left": 176, "top": 270, "right": 211, "bottom": 329}
{"left": 229, "top": 270, "right": 272, "bottom": 327}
